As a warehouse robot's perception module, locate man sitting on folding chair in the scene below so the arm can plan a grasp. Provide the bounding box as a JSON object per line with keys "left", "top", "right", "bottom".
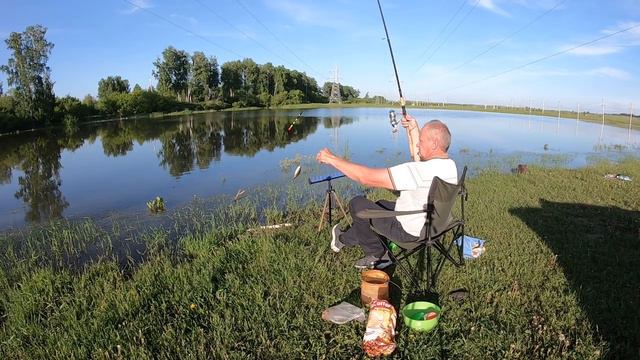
{"left": 316, "top": 114, "right": 457, "bottom": 269}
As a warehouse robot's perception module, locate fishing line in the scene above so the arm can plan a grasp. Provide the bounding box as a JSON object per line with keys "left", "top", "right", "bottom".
{"left": 376, "top": 0, "right": 406, "bottom": 117}
{"left": 376, "top": 0, "right": 418, "bottom": 161}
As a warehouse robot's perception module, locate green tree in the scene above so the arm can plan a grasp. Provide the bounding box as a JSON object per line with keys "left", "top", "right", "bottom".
{"left": 273, "top": 66, "right": 287, "bottom": 96}
{"left": 0, "top": 94, "right": 17, "bottom": 132}
{"left": 153, "top": 46, "right": 190, "bottom": 101}
{"left": 82, "top": 94, "right": 97, "bottom": 108}
{"left": 321, "top": 82, "right": 360, "bottom": 102}
{"left": 189, "top": 52, "right": 219, "bottom": 102}
{"left": 240, "top": 58, "right": 260, "bottom": 106}
{"left": 341, "top": 85, "right": 360, "bottom": 101}
{"left": 257, "top": 63, "right": 274, "bottom": 106}
{"left": 220, "top": 60, "right": 243, "bottom": 105}
{"left": 208, "top": 56, "right": 220, "bottom": 100}
{"left": 97, "top": 76, "right": 130, "bottom": 100}
{"left": 54, "top": 95, "right": 89, "bottom": 121}
{"left": 0, "top": 25, "right": 56, "bottom": 125}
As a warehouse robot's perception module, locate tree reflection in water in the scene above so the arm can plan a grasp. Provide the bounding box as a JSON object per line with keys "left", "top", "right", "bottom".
{"left": 14, "top": 137, "right": 69, "bottom": 222}
{"left": 0, "top": 111, "right": 337, "bottom": 224}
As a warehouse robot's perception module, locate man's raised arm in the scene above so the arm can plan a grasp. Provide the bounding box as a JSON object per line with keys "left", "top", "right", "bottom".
{"left": 401, "top": 114, "right": 421, "bottom": 162}
{"left": 316, "top": 148, "right": 394, "bottom": 190}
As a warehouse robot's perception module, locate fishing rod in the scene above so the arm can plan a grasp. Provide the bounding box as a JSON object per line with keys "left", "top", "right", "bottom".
{"left": 376, "top": 0, "right": 419, "bottom": 161}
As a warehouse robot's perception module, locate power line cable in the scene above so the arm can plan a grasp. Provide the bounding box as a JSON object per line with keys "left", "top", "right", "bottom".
{"left": 413, "top": 0, "right": 481, "bottom": 75}
{"left": 443, "top": 0, "right": 568, "bottom": 77}
{"left": 233, "top": 0, "right": 322, "bottom": 79}
{"left": 415, "top": 0, "right": 468, "bottom": 61}
{"left": 123, "top": 0, "right": 243, "bottom": 58}
{"left": 443, "top": 21, "right": 640, "bottom": 94}
{"left": 191, "top": 0, "right": 301, "bottom": 69}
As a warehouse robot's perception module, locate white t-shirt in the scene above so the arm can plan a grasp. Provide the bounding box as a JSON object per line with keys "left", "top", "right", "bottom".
{"left": 387, "top": 159, "right": 458, "bottom": 236}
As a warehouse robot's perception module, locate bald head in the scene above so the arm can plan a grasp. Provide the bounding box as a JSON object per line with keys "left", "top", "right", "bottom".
{"left": 420, "top": 119, "right": 451, "bottom": 153}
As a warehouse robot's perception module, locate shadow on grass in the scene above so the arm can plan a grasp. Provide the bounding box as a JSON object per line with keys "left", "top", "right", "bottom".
{"left": 510, "top": 199, "right": 639, "bottom": 359}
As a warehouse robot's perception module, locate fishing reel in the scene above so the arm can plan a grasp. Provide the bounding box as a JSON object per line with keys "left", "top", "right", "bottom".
{"left": 388, "top": 110, "right": 399, "bottom": 133}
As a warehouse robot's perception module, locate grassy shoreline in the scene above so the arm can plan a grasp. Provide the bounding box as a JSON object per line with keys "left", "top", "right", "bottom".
{"left": 1, "top": 159, "right": 639, "bottom": 358}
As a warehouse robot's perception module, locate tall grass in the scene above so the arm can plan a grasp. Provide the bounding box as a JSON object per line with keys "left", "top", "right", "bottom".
{"left": 1, "top": 158, "right": 638, "bottom": 358}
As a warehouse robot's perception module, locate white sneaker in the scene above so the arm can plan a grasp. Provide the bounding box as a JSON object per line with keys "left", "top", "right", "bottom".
{"left": 330, "top": 224, "right": 345, "bottom": 252}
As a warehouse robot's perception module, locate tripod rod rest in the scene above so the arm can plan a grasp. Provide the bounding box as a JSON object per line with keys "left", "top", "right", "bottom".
{"left": 308, "top": 172, "right": 345, "bottom": 185}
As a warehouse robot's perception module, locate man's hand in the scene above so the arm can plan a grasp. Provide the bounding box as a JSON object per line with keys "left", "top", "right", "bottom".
{"left": 401, "top": 114, "right": 419, "bottom": 131}
{"left": 316, "top": 147, "right": 336, "bottom": 165}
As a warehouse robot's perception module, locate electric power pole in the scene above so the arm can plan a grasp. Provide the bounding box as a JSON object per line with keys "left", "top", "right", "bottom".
{"left": 329, "top": 66, "right": 342, "bottom": 104}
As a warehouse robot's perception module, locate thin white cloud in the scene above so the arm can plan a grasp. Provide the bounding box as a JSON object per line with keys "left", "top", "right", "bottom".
{"left": 567, "top": 21, "right": 640, "bottom": 56}
{"left": 605, "top": 21, "right": 640, "bottom": 34}
{"left": 477, "top": 0, "right": 510, "bottom": 17}
{"left": 569, "top": 45, "right": 622, "bottom": 56}
{"left": 603, "top": 21, "right": 640, "bottom": 45}
{"left": 589, "top": 67, "right": 631, "bottom": 80}
{"left": 509, "top": 0, "right": 562, "bottom": 10}
{"left": 123, "top": 0, "right": 153, "bottom": 15}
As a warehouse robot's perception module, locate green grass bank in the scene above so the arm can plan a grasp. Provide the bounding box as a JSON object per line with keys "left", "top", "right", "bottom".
{"left": 1, "top": 159, "right": 638, "bottom": 359}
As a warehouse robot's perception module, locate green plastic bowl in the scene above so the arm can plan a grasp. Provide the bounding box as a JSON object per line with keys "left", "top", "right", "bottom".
{"left": 402, "top": 301, "right": 441, "bottom": 332}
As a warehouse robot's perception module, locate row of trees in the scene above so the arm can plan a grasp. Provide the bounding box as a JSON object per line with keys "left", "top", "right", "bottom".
{"left": 0, "top": 24, "right": 372, "bottom": 133}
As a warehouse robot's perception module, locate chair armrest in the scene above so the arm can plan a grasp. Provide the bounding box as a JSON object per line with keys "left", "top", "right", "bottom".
{"left": 357, "top": 208, "right": 427, "bottom": 219}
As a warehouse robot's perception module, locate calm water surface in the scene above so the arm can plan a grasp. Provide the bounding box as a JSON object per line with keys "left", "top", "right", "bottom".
{"left": 1, "top": 107, "right": 638, "bottom": 229}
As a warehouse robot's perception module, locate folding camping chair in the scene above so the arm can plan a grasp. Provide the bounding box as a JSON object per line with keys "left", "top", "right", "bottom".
{"left": 357, "top": 166, "right": 468, "bottom": 292}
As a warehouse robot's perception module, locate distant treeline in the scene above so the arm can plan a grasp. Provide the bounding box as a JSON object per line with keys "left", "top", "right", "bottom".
{"left": 0, "top": 25, "right": 386, "bottom": 133}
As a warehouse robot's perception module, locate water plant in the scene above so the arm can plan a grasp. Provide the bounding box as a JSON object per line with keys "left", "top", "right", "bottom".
{"left": 279, "top": 154, "right": 302, "bottom": 171}
{"left": 146, "top": 196, "right": 166, "bottom": 213}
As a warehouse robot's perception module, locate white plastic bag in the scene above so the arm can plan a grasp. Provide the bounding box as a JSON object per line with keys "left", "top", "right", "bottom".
{"left": 321, "top": 302, "right": 366, "bottom": 324}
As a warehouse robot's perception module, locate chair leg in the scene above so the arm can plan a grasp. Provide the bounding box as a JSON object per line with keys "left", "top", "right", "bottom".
{"left": 426, "top": 246, "right": 435, "bottom": 291}
{"left": 393, "top": 254, "right": 422, "bottom": 291}
{"left": 433, "top": 239, "right": 460, "bottom": 266}
{"left": 376, "top": 235, "right": 422, "bottom": 291}
{"left": 417, "top": 248, "right": 425, "bottom": 284}
{"left": 459, "top": 226, "right": 465, "bottom": 264}
{"left": 373, "top": 229, "right": 465, "bottom": 294}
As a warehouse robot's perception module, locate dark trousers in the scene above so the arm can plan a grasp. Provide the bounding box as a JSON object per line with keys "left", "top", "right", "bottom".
{"left": 341, "top": 195, "right": 419, "bottom": 257}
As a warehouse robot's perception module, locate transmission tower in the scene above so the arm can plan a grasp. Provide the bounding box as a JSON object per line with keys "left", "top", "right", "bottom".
{"left": 329, "top": 66, "right": 342, "bottom": 104}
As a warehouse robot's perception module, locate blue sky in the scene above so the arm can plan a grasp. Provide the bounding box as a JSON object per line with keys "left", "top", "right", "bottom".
{"left": 1, "top": 0, "right": 639, "bottom": 113}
